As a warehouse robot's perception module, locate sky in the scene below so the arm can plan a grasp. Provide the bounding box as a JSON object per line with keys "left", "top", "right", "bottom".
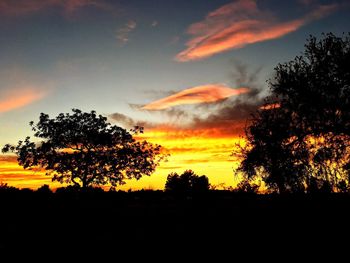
{"left": 0, "top": 0, "right": 349, "bottom": 190}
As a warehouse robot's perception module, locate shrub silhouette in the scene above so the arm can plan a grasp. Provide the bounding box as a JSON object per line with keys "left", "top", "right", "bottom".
{"left": 165, "top": 170, "right": 209, "bottom": 194}
{"left": 36, "top": 184, "right": 52, "bottom": 194}
{"left": 235, "top": 180, "right": 259, "bottom": 194}
{"left": 235, "top": 33, "right": 350, "bottom": 193}
{"left": 2, "top": 109, "right": 165, "bottom": 189}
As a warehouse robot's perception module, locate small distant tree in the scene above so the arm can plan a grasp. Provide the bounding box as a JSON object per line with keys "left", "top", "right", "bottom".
{"left": 36, "top": 184, "right": 52, "bottom": 194}
{"left": 165, "top": 170, "right": 209, "bottom": 194}
{"left": 2, "top": 109, "right": 165, "bottom": 189}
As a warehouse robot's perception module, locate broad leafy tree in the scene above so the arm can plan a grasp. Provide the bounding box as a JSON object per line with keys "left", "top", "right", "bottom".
{"left": 2, "top": 109, "right": 164, "bottom": 189}
{"left": 236, "top": 33, "right": 350, "bottom": 193}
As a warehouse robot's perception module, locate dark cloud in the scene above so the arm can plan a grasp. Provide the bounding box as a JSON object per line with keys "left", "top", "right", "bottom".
{"left": 159, "top": 108, "right": 191, "bottom": 121}
{"left": 109, "top": 112, "right": 157, "bottom": 130}
{"left": 109, "top": 112, "right": 136, "bottom": 128}
{"left": 128, "top": 103, "right": 144, "bottom": 111}
{"left": 112, "top": 62, "right": 265, "bottom": 137}
{"left": 0, "top": 0, "right": 113, "bottom": 16}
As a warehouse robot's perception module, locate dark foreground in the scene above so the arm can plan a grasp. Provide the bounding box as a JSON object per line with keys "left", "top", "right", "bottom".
{"left": 1, "top": 190, "right": 349, "bottom": 259}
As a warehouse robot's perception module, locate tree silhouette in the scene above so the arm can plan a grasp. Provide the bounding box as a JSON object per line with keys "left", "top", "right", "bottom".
{"left": 235, "top": 33, "right": 350, "bottom": 193}
{"left": 2, "top": 109, "right": 164, "bottom": 189}
{"left": 165, "top": 170, "right": 209, "bottom": 194}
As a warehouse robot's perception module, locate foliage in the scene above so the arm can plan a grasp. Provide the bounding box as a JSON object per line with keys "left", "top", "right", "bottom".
{"left": 2, "top": 109, "right": 165, "bottom": 188}
{"left": 165, "top": 170, "right": 209, "bottom": 194}
{"left": 234, "top": 180, "right": 260, "bottom": 194}
{"left": 236, "top": 33, "right": 350, "bottom": 193}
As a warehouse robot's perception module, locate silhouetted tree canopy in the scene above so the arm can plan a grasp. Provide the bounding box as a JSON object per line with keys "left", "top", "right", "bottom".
{"left": 2, "top": 109, "right": 164, "bottom": 189}
{"left": 165, "top": 170, "right": 209, "bottom": 194}
{"left": 236, "top": 33, "right": 350, "bottom": 193}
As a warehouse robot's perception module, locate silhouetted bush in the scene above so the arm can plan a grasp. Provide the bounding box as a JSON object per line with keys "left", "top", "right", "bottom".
{"left": 165, "top": 170, "right": 209, "bottom": 195}
{"left": 36, "top": 184, "right": 52, "bottom": 194}
{"left": 235, "top": 180, "right": 259, "bottom": 194}
{"left": 0, "top": 182, "right": 19, "bottom": 193}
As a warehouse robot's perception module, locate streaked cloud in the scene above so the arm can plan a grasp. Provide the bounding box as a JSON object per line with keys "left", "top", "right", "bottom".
{"left": 0, "top": 87, "right": 48, "bottom": 113}
{"left": 116, "top": 20, "right": 137, "bottom": 44}
{"left": 176, "top": 0, "right": 338, "bottom": 61}
{"left": 142, "top": 84, "right": 249, "bottom": 110}
{"left": 0, "top": 0, "right": 111, "bottom": 16}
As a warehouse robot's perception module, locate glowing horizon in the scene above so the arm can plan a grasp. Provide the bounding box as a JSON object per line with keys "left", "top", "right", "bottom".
{"left": 0, "top": 130, "right": 243, "bottom": 190}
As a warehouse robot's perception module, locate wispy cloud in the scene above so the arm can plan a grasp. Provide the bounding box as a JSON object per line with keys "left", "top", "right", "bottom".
{"left": 142, "top": 84, "right": 249, "bottom": 110}
{"left": 0, "top": 87, "right": 48, "bottom": 113}
{"left": 176, "top": 0, "right": 338, "bottom": 61}
{"left": 116, "top": 20, "right": 137, "bottom": 44}
{"left": 151, "top": 20, "right": 158, "bottom": 27}
{"left": 0, "top": 0, "right": 111, "bottom": 16}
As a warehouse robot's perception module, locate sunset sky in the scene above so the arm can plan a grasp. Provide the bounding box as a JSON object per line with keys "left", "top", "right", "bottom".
{"left": 0, "top": 0, "right": 349, "bottom": 190}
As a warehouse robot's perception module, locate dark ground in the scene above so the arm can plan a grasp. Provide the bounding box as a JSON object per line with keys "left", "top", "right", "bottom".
{"left": 1, "top": 190, "right": 349, "bottom": 259}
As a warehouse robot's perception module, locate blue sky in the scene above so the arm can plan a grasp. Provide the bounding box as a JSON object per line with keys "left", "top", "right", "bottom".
{"left": 1, "top": 0, "right": 349, "bottom": 142}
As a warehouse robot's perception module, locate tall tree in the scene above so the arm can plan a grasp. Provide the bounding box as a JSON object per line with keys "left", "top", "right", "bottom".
{"left": 236, "top": 33, "right": 350, "bottom": 193}
{"left": 2, "top": 109, "right": 165, "bottom": 189}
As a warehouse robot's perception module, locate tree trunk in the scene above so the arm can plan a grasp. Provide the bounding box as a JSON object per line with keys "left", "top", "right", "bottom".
{"left": 82, "top": 179, "right": 88, "bottom": 189}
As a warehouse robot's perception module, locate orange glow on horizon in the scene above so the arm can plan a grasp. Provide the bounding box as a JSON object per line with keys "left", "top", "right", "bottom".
{"left": 0, "top": 128, "right": 244, "bottom": 190}
{"left": 0, "top": 156, "right": 63, "bottom": 189}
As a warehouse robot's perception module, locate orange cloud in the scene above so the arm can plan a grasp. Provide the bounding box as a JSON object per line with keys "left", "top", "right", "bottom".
{"left": 0, "top": 0, "right": 109, "bottom": 16}
{"left": 142, "top": 84, "right": 249, "bottom": 110}
{"left": 176, "top": 0, "right": 338, "bottom": 61}
{"left": 0, "top": 87, "right": 47, "bottom": 113}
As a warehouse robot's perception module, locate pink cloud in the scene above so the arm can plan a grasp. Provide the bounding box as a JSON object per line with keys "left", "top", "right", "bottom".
{"left": 176, "top": 0, "right": 338, "bottom": 62}
{"left": 0, "top": 87, "right": 48, "bottom": 113}
{"left": 142, "top": 84, "right": 249, "bottom": 110}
